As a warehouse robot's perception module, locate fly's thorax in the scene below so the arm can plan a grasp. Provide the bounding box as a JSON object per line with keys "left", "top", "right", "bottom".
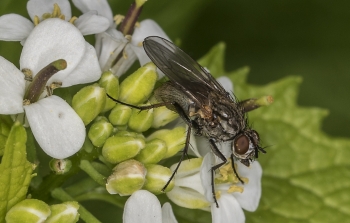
{"left": 231, "top": 129, "right": 261, "bottom": 165}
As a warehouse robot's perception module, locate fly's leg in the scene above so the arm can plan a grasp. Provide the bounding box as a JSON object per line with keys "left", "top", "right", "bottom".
{"left": 208, "top": 139, "right": 228, "bottom": 208}
{"left": 230, "top": 154, "right": 244, "bottom": 184}
{"left": 161, "top": 102, "right": 193, "bottom": 191}
{"left": 108, "top": 93, "right": 194, "bottom": 194}
{"left": 107, "top": 94, "right": 169, "bottom": 110}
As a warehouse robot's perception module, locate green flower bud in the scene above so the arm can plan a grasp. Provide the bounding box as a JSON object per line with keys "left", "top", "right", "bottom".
{"left": 135, "top": 139, "right": 167, "bottom": 164}
{"left": 152, "top": 106, "right": 178, "bottom": 128}
{"left": 109, "top": 104, "right": 132, "bottom": 126}
{"left": 5, "top": 199, "right": 51, "bottom": 223}
{"left": 106, "top": 159, "right": 146, "bottom": 195}
{"left": 72, "top": 84, "right": 106, "bottom": 125}
{"left": 88, "top": 117, "right": 113, "bottom": 147}
{"left": 49, "top": 159, "right": 72, "bottom": 174}
{"left": 128, "top": 106, "right": 154, "bottom": 132}
{"left": 102, "top": 135, "right": 145, "bottom": 164}
{"left": 119, "top": 62, "right": 157, "bottom": 105}
{"left": 114, "top": 130, "right": 145, "bottom": 140}
{"left": 99, "top": 71, "right": 119, "bottom": 112}
{"left": 143, "top": 164, "right": 174, "bottom": 194}
{"left": 147, "top": 126, "right": 186, "bottom": 158}
{"left": 46, "top": 202, "right": 79, "bottom": 223}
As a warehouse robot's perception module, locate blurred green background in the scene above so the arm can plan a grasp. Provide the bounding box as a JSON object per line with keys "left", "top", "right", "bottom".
{"left": 1, "top": 0, "right": 349, "bottom": 138}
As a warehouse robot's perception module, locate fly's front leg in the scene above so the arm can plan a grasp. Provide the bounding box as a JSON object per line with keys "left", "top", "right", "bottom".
{"left": 209, "top": 139, "right": 227, "bottom": 208}
{"left": 230, "top": 154, "right": 244, "bottom": 184}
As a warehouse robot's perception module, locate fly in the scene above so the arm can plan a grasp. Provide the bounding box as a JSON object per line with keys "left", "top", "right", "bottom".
{"left": 108, "top": 36, "right": 267, "bottom": 207}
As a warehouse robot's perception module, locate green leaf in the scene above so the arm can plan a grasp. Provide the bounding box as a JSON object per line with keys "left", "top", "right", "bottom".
{"left": 199, "top": 43, "right": 350, "bottom": 222}
{"left": 0, "top": 122, "right": 34, "bottom": 223}
{"left": 0, "top": 115, "right": 13, "bottom": 156}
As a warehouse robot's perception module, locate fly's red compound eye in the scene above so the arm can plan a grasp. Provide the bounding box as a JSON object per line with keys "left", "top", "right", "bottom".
{"left": 234, "top": 134, "right": 249, "bottom": 155}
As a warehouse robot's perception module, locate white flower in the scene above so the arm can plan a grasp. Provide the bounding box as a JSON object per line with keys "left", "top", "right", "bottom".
{"left": 166, "top": 157, "right": 211, "bottom": 209}
{"left": 166, "top": 154, "right": 262, "bottom": 223}
{"left": 0, "top": 18, "right": 102, "bottom": 159}
{"left": 201, "top": 152, "right": 262, "bottom": 223}
{"left": 123, "top": 190, "right": 178, "bottom": 223}
{"left": 0, "top": 0, "right": 109, "bottom": 43}
{"left": 72, "top": 0, "right": 169, "bottom": 76}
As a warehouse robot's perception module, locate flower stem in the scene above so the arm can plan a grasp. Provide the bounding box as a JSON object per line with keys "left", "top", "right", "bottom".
{"left": 79, "top": 160, "right": 106, "bottom": 186}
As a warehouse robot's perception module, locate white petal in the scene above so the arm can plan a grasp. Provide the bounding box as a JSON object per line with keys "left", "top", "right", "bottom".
{"left": 0, "top": 14, "right": 34, "bottom": 41}
{"left": 24, "top": 95, "right": 85, "bottom": 159}
{"left": 188, "top": 132, "right": 201, "bottom": 157}
{"left": 131, "top": 19, "right": 170, "bottom": 46}
{"left": 217, "top": 76, "right": 234, "bottom": 94}
{"left": 27, "top": 0, "right": 72, "bottom": 21}
{"left": 95, "top": 30, "right": 126, "bottom": 70}
{"left": 0, "top": 57, "right": 25, "bottom": 114}
{"left": 174, "top": 171, "right": 205, "bottom": 195}
{"left": 59, "top": 42, "right": 101, "bottom": 87}
{"left": 170, "top": 157, "right": 202, "bottom": 178}
{"left": 129, "top": 44, "right": 150, "bottom": 66}
{"left": 211, "top": 194, "right": 245, "bottom": 223}
{"left": 233, "top": 161, "right": 262, "bottom": 211}
{"left": 131, "top": 19, "right": 170, "bottom": 67}
{"left": 123, "top": 190, "right": 162, "bottom": 223}
{"left": 162, "top": 203, "right": 178, "bottom": 223}
{"left": 74, "top": 11, "right": 110, "bottom": 35}
{"left": 166, "top": 186, "right": 209, "bottom": 209}
{"left": 194, "top": 135, "right": 211, "bottom": 157}
{"left": 20, "top": 19, "right": 86, "bottom": 85}
{"left": 200, "top": 153, "right": 215, "bottom": 203}
{"left": 111, "top": 44, "right": 137, "bottom": 77}
{"left": 72, "top": 0, "right": 114, "bottom": 27}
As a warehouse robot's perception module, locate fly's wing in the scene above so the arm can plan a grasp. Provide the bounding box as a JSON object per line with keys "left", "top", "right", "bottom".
{"left": 143, "top": 36, "right": 230, "bottom": 100}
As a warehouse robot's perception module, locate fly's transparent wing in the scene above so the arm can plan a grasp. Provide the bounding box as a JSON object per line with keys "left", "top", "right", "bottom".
{"left": 143, "top": 36, "right": 229, "bottom": 97}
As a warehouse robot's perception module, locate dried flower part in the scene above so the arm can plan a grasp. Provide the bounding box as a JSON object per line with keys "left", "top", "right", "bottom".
{"left": 49, "top": 158, "right": 72, "bottom": 175}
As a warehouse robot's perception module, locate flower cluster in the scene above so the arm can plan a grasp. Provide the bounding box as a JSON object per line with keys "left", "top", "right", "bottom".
{"left": 0, "top": 0, "right": 263, "bottom": 222}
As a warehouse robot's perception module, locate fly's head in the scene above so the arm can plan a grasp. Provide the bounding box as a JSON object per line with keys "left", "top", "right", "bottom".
{"left": 231, "top": 129, "right": 266, "bottom": 166}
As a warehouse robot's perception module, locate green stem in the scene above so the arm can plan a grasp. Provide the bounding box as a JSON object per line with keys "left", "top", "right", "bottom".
{"left": 30, "top": 138, "right": 98, "bottom": 201}
{"left": 51, "top": 188, "right": 101, "bottom": 223}
{"left": 79, "top": 160, "right": 106, "bottom": 186}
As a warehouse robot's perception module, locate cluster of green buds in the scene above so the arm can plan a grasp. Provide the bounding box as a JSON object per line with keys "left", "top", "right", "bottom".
{"left": 5, "top": 199, "right": 79, "bottom": 223}
{"left": 71, "top": 62, "right": 183, "bottom": 196}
